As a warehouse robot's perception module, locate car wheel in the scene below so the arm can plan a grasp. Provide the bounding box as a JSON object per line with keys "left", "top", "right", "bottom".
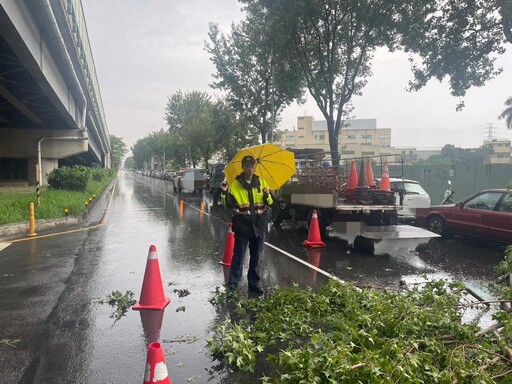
{"left": 426, "top": 215, "right": 447, "bottom": 237}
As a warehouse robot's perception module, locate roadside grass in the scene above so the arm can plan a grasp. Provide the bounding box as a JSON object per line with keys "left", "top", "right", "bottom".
{"left": 0, "top": 174, "right": 116, "bottom": 226}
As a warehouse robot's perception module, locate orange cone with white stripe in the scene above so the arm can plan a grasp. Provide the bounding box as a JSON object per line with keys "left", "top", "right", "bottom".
{"left": 133, "top": 245, "right": 170, "bottom": 311}
{"left": 347, "top": 160, "right": 358, "bottom": 190}
{"left": 303, "top": 210, "right": 326, "bottom": 248}
{"left": 143, "top": 342, "right": 172, "bottom": 384}
{"left": 366, "top": 160, "right": 376, "bottom": 187}
{"left": 220, "top": 222, "right": 235, "bottom": 266}
{"left": 380, "top": 161, "right": 390, "bottom": 191}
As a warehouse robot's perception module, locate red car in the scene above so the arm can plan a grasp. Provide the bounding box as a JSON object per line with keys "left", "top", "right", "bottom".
{"left": 416, "top": 189, "right": 512, "bottom": 245}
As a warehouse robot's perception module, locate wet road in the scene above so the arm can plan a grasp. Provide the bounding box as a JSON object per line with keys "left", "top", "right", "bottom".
{"left": 0, "top": 171, "right": 506, "bottom": 383}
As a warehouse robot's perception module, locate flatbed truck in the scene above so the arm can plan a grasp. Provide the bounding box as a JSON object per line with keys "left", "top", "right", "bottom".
{"left": 271, "top": 153, "right": 439, "bottom": 255}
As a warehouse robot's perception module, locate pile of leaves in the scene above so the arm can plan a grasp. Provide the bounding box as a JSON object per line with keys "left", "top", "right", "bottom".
{"left": 208, "top": 277, "right": 512, "bottom": 383}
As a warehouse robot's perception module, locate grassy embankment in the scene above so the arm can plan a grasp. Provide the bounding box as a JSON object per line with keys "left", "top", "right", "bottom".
{"left": 0, "top": 173, "right": 116, "bottom": 226}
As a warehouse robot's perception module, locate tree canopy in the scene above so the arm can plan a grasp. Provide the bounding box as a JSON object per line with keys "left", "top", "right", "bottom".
{"left": 109, "top": 135, "right": 127, "bottom": 169}
{"left": 498, "top": 96, "right": 512, "bottom": 129}
{"left": 209, "top": 0, "right": 510, "bottom": 165}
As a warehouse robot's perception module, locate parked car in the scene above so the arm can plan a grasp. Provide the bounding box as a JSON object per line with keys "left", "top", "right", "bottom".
{"left": 416, "top": 189, "right": 512, "bottom": 245}
{"left": 173, "top": 169, "right": 207, "bottom": 194}
{"left": 375, "top": 178, "right": 431, "bottom": 223}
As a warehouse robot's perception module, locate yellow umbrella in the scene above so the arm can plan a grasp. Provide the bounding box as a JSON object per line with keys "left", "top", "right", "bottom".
{"left": 224, "top": 143, "right": 295, "bottom": 190}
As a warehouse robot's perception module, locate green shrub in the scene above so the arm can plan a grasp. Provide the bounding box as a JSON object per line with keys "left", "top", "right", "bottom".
{"left": 47, "top": 165, "right": 91, "bottom": 192}
{"left": 90, "top": 164, "right": 105, "bottom": 182}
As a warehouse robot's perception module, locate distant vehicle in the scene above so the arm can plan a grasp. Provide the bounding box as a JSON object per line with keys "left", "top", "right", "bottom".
{"left": 208, "top": 163, "right": 226, "bottom": 202}
{"left": 173, "top": 169, "right": 207, "bottom": 194}
{"left": 375, "top": 178, "right": 430, "bottom": 223}
{"left": 416, "top": 189, "right": 512, "bottom": 245}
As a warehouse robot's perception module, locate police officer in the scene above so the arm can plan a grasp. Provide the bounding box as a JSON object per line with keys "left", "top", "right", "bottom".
{"left": 221, "top": 155, "right": 272, "bottom": 294}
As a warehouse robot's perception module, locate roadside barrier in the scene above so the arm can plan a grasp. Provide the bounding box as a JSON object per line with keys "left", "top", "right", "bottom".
{"left": 303, "top": 210, "right": 326, "bottom": 248}
{"left": 133, "top": 245, "right": 170, "bottom": 310}
{"left": 27, "top": 202, "right": 37, "bottom": 237}
{"left": 219, "top": 222, "right": 235, "bottom": 266}
{"left": 143, "top": 342, "right": 172, "bottom": 384}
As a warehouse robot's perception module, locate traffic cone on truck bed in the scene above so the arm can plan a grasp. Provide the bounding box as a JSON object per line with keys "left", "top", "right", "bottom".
{"left": 133, "top": 245, "right": 170, "bottom": 311}
{"left": 366, "top": 160, "right": 376, "bottom": 187}
{"left": 303, "top": 210, "right": 326, "bottom": 248}
{"left": 380, "top": 161, "right": 390, "bottom": 191}
{"left": 347, "top": 160, "right": 358, "bottom": 190}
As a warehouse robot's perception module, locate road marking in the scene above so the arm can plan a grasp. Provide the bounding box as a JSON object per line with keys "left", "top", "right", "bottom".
{"left": 264, "top": 242, "right": 347, "bottom": 285}
{"left": 0, "top": 242, "right": 11, "bottom": 252}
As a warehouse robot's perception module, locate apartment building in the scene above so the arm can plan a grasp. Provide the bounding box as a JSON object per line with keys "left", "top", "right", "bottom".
{"left": 275, "top": 116, "right": 396, "bottom": 159}
{"left": 484, "top": 138, "right": 512, "bottom": 164}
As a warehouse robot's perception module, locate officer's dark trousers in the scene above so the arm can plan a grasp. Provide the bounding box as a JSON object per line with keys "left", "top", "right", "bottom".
{"left": 228, "top": 233, "right": 264, "bottom": 288}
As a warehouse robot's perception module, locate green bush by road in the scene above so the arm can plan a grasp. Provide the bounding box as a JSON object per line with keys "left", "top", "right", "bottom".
{"left": 0, "top": 168, "right": 116, "bottom": 226}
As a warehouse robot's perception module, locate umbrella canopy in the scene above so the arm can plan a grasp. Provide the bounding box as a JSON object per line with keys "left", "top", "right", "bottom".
{"left": 224, "top": 143, "right": 295, "bottom": 190}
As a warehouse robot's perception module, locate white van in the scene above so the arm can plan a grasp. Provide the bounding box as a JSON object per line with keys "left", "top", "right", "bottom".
{"left": 376, "top": 178, "right": 430, "bottom": 223}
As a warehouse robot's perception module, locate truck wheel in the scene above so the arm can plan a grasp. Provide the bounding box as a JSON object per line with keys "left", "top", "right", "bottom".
{"left": 271, "top": 201, "right": 285, "bottom": 225}
{"left": 426, "top": 215, "right": 447, "bottom": 237}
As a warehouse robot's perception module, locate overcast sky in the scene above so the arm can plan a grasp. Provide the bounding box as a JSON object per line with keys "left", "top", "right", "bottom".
{"left": 81, "top": 0, "right": 512, "bottom": 153}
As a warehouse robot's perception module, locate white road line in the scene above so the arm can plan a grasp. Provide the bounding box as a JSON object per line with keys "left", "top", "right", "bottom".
{"left": 264, "top": 242, "right": 346, "bottom": 284}
{"left": 0, "top": 242, "right": 12, "bottom": 252}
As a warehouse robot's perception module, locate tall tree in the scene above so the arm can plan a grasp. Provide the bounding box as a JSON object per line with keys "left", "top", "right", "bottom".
{"left": 499, "top": 97, "right": 512, "bottom": 129}
{"left": 240, "top": 0, "right": 400, "bottom": 165}
{"left": 109, "top": 135, "right": 127, "bottom": 169}
{"left": 164, "top": 90, "right": 215, "bottom": 168}
{"left": 206, "top": 21, "right": 305, "bottom": 144}
{"left": 210, "top": 100, "right": 259, "bottom": 161}
{"left": 237, "top": 0, "right": 510, "bottom": 166}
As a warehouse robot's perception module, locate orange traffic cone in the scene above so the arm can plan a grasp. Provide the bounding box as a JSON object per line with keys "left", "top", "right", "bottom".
{"left": 347, "top": 160, "right": 358, "bottom": 190}
{"left": 357, "top": 159, "right": 368, "bottom": 188}
{"left": 303, "top": 210, "right": 326, "bottom": 248}
{"left": 380, "top": 161, "right": 390, "bottom": 191}
{"left": 366, "top": 160, "right": 376, "bottom": 187}
{"left": 220, "top": 222, "right": 235, "bottom": 265}
{"left": 143, "top": 342, "right": 172, "bottom": 384}
{"left": 133, "top": 245, "right": 170, "bottom": 311}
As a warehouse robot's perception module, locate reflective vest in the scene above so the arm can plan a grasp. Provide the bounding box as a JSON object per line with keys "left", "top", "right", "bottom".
{"left": 222, "top": 174, "right": 273, "bottom": 237}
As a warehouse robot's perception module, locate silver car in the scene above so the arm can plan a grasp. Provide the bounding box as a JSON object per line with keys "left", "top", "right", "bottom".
{"left": 376, "top": 178, "right": 431, "bottom": 222}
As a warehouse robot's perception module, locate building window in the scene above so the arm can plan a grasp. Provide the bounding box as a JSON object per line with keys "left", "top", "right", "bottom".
{"left": 361, "top": 134, "right": 372, "bottom": 139}
{"left": 340, "top": 150, "right": 356, "bottom": 155}
{"left": 314, "top": 134, "right": 325, "bottom": 140}
{"left": 347, "top": 134, "right": 356, "bottom": 140}
{"left": 284, "top": 136, "right": 295, "bottom": 142}
{"left": 379, "top": 133, "right": 389, "bottom": 139}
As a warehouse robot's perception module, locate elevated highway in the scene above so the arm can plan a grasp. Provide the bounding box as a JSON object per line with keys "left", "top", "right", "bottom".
{"left": 0, "top": 0, "right": 110, "bottom": 185}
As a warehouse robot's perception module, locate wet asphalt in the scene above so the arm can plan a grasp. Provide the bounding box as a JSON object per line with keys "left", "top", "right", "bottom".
{"left": 0, "top": 171, "right": 506, "bottom": 383}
